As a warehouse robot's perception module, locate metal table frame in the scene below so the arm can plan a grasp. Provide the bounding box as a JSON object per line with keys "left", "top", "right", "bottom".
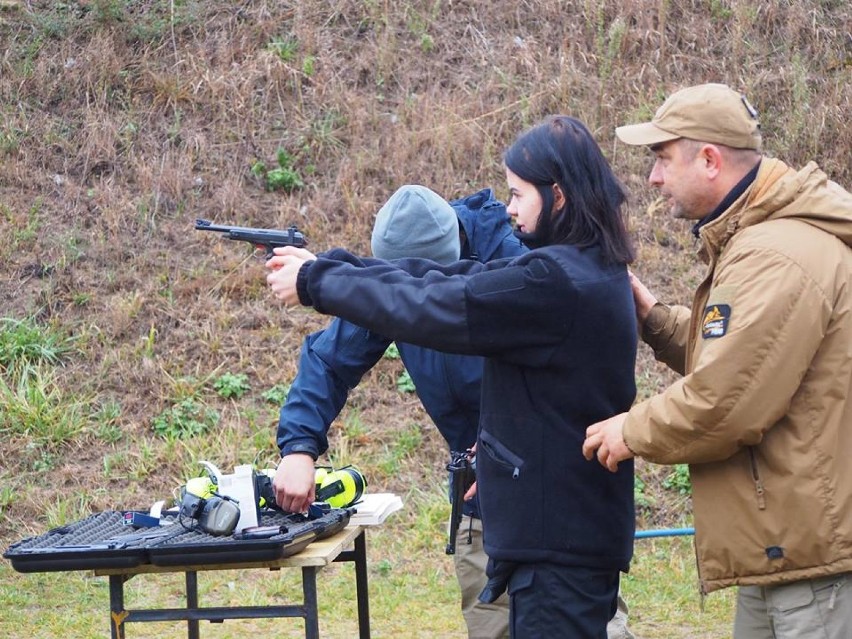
{"left": 94, "top": 525, "right": 369, "bottom": 639}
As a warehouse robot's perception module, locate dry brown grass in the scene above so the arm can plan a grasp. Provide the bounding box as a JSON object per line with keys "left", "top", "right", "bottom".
{"left": 0, "top": 0, "right": 849, "bottom": 590}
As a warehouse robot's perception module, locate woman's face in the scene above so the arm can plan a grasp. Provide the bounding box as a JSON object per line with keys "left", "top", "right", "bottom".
{"left": 505, "top": 168, "right": 543, "bottom": 234}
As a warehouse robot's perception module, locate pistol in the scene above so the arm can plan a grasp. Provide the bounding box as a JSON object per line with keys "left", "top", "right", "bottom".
{"left": 195, "top": 219, "right": 307, "bottom": 259}
{"left": 446, "top": 449, "right": 475, "bottom": 555}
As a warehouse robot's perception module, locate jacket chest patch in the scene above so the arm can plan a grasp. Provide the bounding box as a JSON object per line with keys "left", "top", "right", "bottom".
{"left": 702, "top": 304, "right": 731, "bottom": 339}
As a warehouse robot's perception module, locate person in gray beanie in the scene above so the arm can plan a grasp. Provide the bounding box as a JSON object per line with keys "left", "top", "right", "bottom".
{"left": 371, "top": 184, "right": 461, "bottom": 262}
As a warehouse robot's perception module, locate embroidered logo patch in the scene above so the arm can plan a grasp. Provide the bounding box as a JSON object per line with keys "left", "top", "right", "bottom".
{"left": 702, "top": 304, "right": 731, "bottom": 339}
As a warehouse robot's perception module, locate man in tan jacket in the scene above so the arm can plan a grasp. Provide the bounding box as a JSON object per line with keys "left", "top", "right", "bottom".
{"left": 583, "top": 83, "right": 852, "bottom": 638}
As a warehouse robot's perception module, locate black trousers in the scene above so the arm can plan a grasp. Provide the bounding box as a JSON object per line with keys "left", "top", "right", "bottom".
{"left": 507, "top": 562, "right": 620, "bottom": 639}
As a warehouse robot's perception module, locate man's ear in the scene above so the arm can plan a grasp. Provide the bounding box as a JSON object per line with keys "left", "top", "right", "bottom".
{"left": 701, "top": 144, "right": 723, "bottom": 179}
{"left": 552, "top": 183, "right": 566, "bottom": 212}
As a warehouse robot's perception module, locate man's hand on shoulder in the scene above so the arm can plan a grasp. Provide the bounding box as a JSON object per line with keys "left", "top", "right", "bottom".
{"left": 628, "top": 270, "right": 658, "bottom": 325}
{"left": 273, "top": 453, "right": 316, "bottom": 513}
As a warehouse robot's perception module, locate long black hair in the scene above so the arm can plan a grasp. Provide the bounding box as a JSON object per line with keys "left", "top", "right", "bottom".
{"left": 504, "top": 115, "right": 635, "bottom": 264}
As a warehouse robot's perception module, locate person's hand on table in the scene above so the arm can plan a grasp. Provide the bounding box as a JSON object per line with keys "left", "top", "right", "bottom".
{"left": 273, "top": 453, "right": 316, "bottom": 513}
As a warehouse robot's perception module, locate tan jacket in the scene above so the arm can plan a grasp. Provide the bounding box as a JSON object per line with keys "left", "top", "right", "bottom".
{"left": 624, "top": 159, "right": 852, "bottom": 593}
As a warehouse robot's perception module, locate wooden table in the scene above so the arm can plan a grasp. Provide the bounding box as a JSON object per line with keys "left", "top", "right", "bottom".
{"left": 93, "top": 525, "right": 369, "bottom": 639}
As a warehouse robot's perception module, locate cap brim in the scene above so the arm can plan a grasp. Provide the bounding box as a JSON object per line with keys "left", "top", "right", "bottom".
{"left": 615, "top": 122, "right": 681, "bottom": 146}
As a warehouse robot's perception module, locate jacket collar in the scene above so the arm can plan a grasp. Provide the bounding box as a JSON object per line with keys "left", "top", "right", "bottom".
{"left": 697, "top": 158, "right": 792, "bottom": 260}
{"left": 692, "top": 162, "right": 761, "bottom": 239}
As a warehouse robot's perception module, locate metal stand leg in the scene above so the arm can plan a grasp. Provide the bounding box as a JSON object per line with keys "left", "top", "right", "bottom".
{"left": 354, "top": 531, "right": 371, "bottom": 639}
{"left": 302, "top": 567, "right": 320, "bottom": 639}
{"left": 186, "top": 571, "right": 200, "bottom": 639}
{"left": 109, "top": 575, "right": 128, "bottom": 639}
{"left": 98, "top": 526, "right": 369, "bottom": 638}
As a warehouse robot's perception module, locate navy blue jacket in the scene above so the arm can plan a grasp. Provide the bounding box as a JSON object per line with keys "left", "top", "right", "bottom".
{"left": 296, "top": 243, "right": 637, "bottom": 570}
{"left": 277, "top": 189, "right": 526, "bottom": 517}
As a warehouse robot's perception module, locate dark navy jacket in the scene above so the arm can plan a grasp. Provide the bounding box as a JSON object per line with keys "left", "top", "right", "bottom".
{"left": 296, "top": 242, "right": 637, "bottom": 571}
{"left": 277, "top": 189, "right": 526, "bottom": 517}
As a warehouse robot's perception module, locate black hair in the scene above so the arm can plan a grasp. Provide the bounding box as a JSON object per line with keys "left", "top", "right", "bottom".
{"left": 504, "top": 115, "right": 635, "bottom": 264}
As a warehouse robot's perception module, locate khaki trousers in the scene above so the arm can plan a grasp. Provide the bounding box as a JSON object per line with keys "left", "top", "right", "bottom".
{"left": 453, "top": 515, "right": 511, "bottom": 639}
{"left": 734, "top": 573, "right": 851, "bottom": 639}
{"left": 452, "top": 515, "right": 634, "bottom": 639}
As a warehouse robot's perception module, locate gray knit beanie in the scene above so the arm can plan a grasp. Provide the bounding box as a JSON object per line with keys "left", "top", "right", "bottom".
{"left": 371, "top": 185, "right": 460, "bottom": 264}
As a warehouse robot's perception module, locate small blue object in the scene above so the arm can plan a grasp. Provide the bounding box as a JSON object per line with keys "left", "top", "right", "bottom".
{"left": 122, "top": 511, "right": 161, "bottom": 528}
{"left": 634, "top": 527, "right": 695, "bottom": 539}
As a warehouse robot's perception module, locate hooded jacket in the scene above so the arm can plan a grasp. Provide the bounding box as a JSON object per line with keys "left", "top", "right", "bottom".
{"left": 277, "top": 189, "right": 526, "bottom": 517}
{"left": 624, "top": 159, "right": 852, "bottom": 593}
{"left": 295, "top": 239, "right": 638, "bottom": 570}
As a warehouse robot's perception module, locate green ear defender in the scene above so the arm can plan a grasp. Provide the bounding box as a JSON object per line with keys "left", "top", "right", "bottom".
{"left": 314, "top": 465, "right": 367, "bottom": 508}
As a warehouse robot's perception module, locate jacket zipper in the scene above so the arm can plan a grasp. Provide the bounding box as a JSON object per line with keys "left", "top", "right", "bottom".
{"left": 748, "top": 447, "right": 767, "bottom": 510}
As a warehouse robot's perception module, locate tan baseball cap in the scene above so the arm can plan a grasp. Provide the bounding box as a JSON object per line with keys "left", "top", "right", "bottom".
{"left": 616, "top": 83, "right": 761, "bottom": 150}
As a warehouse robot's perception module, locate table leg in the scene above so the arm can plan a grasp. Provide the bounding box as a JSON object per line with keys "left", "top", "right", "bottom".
{"left": 109, "top": 575, "right": 127, "bottom": 639}
{"left": 354, "top": 531, "right": 371, "bottom": 639}
{"left": 186, "top": 571, "right": 200, "bottom": 639}
{"left": 302, "top": 567, "right": 320, "bottom": 639}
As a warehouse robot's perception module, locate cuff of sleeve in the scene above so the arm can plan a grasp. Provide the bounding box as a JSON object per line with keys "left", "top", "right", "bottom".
{"left": 296, "top": 260, "right": 316, "bottom": 306}
{"left": 643, "top": 302, "right": 670, "bottom": 332}
{"left": 622, "top": 409, "right": 641, "bottom": 455}
{"left": 641, "top": 302, "right": 672, "bottom": 342}
{"left": 623, "top": 403, "right": 655, "bottom": 460}
{"left": 280, "top": 441, "right": 319, "bottom": 460}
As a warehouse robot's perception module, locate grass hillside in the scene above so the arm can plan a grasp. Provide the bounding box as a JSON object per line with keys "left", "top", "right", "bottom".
{"left": 1, "top": 1, "right": 849, "bottom": 637}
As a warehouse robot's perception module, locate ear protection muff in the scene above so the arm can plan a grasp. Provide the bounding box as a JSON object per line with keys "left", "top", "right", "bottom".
{"left": 314, "top": 465, "right": 367, "bottom": 508}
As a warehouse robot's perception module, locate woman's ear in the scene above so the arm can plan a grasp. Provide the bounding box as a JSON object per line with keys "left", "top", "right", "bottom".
{"left": 551, "top": 183, "right": 566, "bottom": 212}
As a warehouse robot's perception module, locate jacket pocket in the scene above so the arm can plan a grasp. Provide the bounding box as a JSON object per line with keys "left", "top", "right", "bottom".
{"left": 770, "top": 580, "right": 814, "bottom": 612}
{"left": 479, "top": 429, "right": 524, "bottom": 479}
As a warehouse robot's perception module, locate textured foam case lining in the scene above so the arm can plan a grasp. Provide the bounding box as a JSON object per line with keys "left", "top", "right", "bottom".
{"left": 4, "top": 507, "right": 353, "bottom": 573}
{"left": 2, "top": 511, "right": 158, "bottom": 572}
